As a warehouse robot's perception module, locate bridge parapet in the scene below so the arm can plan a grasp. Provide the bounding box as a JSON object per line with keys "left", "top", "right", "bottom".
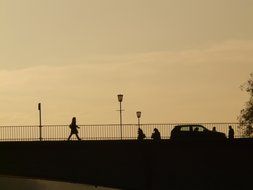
{"left": 0, "top": 123, "right": 244, "bottom": 141}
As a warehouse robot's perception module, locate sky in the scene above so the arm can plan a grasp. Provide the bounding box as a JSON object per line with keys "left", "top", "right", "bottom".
{"left": 0, "top": 0, "right": 253, "bottom": 125}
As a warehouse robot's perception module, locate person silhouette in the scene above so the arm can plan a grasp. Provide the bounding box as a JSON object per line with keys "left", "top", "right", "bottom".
{"left": 212, "top": 127, "right": 217, "bottom": 132}
{"left": 228, "top": 125, "right": 234, "bottom": 140}
{"left": 151, "top": 128, "right": 161, "bottom": 141}
{"left": 137, "top": 128, "right": 146, "bottom": 141}
{"left": 67, "top": 117, "right": 81, "bottom": 141}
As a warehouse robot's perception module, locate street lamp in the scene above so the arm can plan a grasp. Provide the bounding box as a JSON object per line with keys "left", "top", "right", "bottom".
{"left": 136, "top": 111, "right": 141, "bottom": 129}
{"left": 117, "top": 94, "right": 123, "bottom": 140}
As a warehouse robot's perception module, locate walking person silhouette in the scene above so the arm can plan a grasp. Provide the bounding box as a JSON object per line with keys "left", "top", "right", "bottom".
{"left": 228, "top": 125, "right": 234, "bottom": 140}
{"left": 67, "top": 117, "right": 81, "bottom": 141}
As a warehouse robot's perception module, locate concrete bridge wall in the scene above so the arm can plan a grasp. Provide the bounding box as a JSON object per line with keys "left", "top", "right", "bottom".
{"left": 0, "top": 139, "right": 252, "bottom": 189}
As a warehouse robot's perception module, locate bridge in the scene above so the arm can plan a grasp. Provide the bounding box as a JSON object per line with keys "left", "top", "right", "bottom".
{"left": 0, "top": 123, "right": 252, "bottom": 189}
{"left": 0, "top": 122, "right": 243, "bottom": 141}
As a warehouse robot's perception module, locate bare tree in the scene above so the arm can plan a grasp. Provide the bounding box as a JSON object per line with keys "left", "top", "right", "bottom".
{"left": 239, "top": 73, "right": 253, "bottom": 136}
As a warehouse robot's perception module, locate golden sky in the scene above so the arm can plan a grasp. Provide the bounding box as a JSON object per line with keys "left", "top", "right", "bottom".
{"left": 0, "top": 0, "right": 253, "bottom": 125}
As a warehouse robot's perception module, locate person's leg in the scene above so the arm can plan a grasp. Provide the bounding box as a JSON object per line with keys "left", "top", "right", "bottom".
{"left": 67, "top": 133, "right": 72, "bottom": 140}
{"left": 75, "top": 133, "right": 81, "bottom": 141}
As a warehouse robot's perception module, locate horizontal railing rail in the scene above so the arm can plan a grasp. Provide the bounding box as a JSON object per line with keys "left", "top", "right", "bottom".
{"left": 0, "top": 123, "right": 247, "bottom": 142}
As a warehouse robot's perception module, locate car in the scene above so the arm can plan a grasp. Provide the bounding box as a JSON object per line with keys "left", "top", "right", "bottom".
{"left": 170, "top": 124, "right": 226, "bottom": 140}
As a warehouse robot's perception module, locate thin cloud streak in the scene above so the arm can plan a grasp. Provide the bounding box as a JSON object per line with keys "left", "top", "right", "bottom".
{"left": 0, "top": 40, "right": 252, "bottom": 125}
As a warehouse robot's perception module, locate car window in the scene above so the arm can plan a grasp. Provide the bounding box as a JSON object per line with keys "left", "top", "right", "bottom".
{"left": 180, "top": 126, "right": 190, "bottom": 131}
{"left": 192, "top": 126, "right": 205, "bottom": 132}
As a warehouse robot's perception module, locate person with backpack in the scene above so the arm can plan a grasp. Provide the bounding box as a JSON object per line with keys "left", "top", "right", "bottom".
{"left": 151, "top": 128, "right": 161, "bottom": 141}
{"left": 137, "top": 127, "right": 146, "bottom": 141}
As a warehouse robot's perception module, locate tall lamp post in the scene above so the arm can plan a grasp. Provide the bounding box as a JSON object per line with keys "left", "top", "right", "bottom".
{"left": 38, "top": 103, "right": 42, "bottom": 141}
{"left": 136, "top": 111, "right": 141, "bottom": 129}
{"left": 117, "top": 94, "right": 123, "bottom": 140}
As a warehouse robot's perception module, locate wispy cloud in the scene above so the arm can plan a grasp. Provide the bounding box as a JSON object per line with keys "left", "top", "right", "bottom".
{"left": 0, "top": 40, "right": 252, "bottom": 125}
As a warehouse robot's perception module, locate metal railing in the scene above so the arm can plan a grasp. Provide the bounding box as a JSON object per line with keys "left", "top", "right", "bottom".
{"left": 0, "top": 123, "right": 245, "bottom": 142}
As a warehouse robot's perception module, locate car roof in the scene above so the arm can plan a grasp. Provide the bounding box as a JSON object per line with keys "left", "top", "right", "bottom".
{"left": 175, "top": 124, "right": 204, "bottom": 127}
{"left": 174, "top": 125, "right": 210, "bottom": 131}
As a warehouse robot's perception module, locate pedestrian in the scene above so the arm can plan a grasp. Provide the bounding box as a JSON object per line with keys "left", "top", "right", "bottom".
{"left": 228, "top": 125, "right": 234, "bottom": 140}
{"left": 151, "top": 128, "right": 161, "bottom": 141}
{"left": 137, "top": 128, "right": 146, "bottom": 141}
{"left": 67, "top": 117, "right": 81, "bottom": 141}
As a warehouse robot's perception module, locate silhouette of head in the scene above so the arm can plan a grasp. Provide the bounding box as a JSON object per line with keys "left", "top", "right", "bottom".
{"left": 229, "top": 125, "right": 232, "bottom": 129}
{"left": 72, "top": 117, "right": 76, "bottom": 124}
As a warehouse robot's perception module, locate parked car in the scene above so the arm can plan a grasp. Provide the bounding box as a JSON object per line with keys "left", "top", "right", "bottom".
{"left": 170, "top": 124, "right": 226, "bottom": 140}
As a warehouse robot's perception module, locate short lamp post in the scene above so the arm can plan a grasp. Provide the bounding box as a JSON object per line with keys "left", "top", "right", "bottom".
{"left": 136, "top": 111, "right": 141, "bottom": 129}
{"left": 117, "top": 94, "right": 124, "bottom": 140}
{"left": 38, "top": 103, "right": 42, "bottom": 141}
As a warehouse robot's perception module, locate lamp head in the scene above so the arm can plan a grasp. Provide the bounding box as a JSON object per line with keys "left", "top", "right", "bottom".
{"left": 136, "top": 111, "right": 141, "bottom": 118}
{"left": 117, "top": 94, "right": 123, "bottom": 102}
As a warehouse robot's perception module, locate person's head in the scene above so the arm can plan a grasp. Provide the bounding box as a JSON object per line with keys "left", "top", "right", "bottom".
{"left": 72, "top": 117, "right": 76, "bottom": 124}
{"left": 229, "top": 125, "right": 232, "bottom": 129}
{"left": 212, "top": 127, "right": 216, "bottom": 131}
{"left": 155, "top": 128, "right": 160, "bottom": 134}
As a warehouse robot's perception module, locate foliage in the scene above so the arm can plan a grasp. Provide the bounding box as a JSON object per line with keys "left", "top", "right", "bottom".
{"left": 239, "top": 73, "right": 253, "bottom": 136}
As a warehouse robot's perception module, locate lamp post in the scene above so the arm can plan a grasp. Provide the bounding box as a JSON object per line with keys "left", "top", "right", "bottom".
{"left": 136, "top": 111, "right": 141, "bottom": 129}
{"left": 117, "top": 94, "right": 123, "bottom": 140}
{"left": 38, "top": 103, "right": 42, "bottom": 141}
